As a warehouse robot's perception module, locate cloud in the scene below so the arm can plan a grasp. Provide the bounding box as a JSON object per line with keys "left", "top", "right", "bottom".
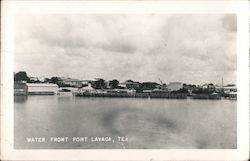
{"left": 15, "top": 14, "right": 237, "bottom": 85}
{"left": 101, "top": 40, "right": 137, "bottom": 54}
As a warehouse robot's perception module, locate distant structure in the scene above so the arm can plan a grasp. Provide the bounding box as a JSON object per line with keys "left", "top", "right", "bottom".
{"left": 26, "top": 83, "right": 58, "bottom": 95}
{"left": 81, "top": 83, "right": 95, "bottom": 92}
{"left": 29, "top": 77, "right": 39, "bottom": 82}
{"left": 82, "top": 80, "right": 93, "bottom": 86}
{"left": 168, "top": 82, "right": 182, "bottom": 91}
{"left": 223, "top": 84, "right": 237, "bottom": 93}
{"left": 119, "top": 81, "right": 139, "bottom": 89}
{"left": 60, "top": 78, "right": 82, "bottom": 87}
{"left": 14, "top": 82, "right": 28, "bottom": 95}
{"left": 223, "top": 84, "right": 237, "bottom": 99}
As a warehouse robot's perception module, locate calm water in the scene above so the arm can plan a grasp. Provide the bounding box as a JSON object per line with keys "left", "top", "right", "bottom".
{"left": 14, "top": 95, "right": 236, "bottom": 149}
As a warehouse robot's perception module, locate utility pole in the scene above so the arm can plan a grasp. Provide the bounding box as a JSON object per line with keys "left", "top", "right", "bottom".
{"left": 221, "top": 77, "right": 224, "bottom": 94}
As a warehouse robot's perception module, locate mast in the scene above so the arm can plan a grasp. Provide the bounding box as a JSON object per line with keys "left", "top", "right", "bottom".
{"left": 221, "top": 77, "right": 224, "bottom": 94}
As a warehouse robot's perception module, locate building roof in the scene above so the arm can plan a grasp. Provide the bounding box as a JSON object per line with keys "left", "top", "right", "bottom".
{"left": 169, "top": 82, "right": 182, "bottom": 85}
{"left": 62, "top": 78, "right": 81, "bottom": 82}
{"left": 82, "top": 80, "right": 94, "bottom": 82}
{"left": 26, "top": 83, "right": 58, "bottom": 87}
{"left": 224, "top": 86, "right": 237, "bottom": 89}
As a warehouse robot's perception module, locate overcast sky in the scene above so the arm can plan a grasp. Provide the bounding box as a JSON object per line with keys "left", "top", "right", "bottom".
{"left": 15, "top": 14, "right": 236, "bottom": 85}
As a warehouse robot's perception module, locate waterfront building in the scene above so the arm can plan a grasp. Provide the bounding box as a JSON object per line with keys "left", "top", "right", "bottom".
{"left": 119, "top": 81, "right": 139, "bottom": 89}
{"left": 104, "top": 80, "right": 110, "bottom": 89}
{"left": 29, "top": 77, "right": 39, "bottom": 81}
{"left": 223, "top": 85, "right": 237, "bottom": 99}
{"left": 168, "top": 82, "right": 182, "bottom": 91}
{"left": 223, "top": 85, "right": 237, "bottom": 93}
{"left": 14, "top": 82, "right": 28, "bottom": 95}
{"left": 80, "top": 83, "right": 96, "bottom": 93}
{"left": 60, "top": 78, "right": 82, "bottom": 87}
{"left": 38, "top": 76, "right": 47, "bottom": 82}
{"left": 201, "top": 84, "right": 208, "bottom": 89}
{"left": 82, "top": 80, "right": 93, "bottom": 86}
{"left": 26, "top": 83, "right": 58, "bottom": 95}
{"left": 200, "top": 83, "right": 216, "bottom": 92}
{"left": 118, "top": 83, "right": 127, "bottom": 88}
{"left": 142, "top": 89, "right": 153, "bottom": 93}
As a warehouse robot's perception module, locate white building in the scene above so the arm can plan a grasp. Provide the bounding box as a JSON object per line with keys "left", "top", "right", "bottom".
{"left": 80, "top": 83, "right": 95, "bottom": 92}
{"left": 60, "top": 78, "right": 82, "bottom": 87}
{"left": 118, "top": 83, "right": 127, "bottom": 88}
{"left": 223, "top": 85, "right": 237, "bottom": 93}
{"left": 26, "top": 83, "right": 58, "bottom": 95}
{"left": 29, "top": 77, "right": 39, "bottom": 82}
{"left": 168, "top": 82, "right": 182, "bottom": 91}
{"left": 82, "top": 80, "right": 93, "bottom": 86}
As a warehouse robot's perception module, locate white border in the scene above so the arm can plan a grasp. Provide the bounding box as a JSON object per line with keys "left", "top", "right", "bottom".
{"left": 1, "top": 1, "right": 249, "bottom": 160}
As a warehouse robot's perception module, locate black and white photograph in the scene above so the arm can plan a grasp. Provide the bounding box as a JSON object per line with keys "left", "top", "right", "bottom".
{"left": 14, "top": 14, "right": 237, "bottom": 149}
{"left": 1, "top": 0, "right": 249, "bottom": 160}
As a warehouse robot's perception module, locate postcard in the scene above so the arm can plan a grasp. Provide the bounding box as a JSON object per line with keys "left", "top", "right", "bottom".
{"left": 1, "top": 0, "right": 249, "bottom": 160}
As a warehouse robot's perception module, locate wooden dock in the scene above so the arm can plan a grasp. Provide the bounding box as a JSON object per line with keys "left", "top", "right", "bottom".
{"left": 75, "top": 92, "right": 188, "bottom": 99}
{"left": 192, "top": 94, "right": 221, "bottom": 100}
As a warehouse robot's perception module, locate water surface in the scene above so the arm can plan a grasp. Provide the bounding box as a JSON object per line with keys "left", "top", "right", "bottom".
{"left": 14, "top": 95, "right": 236, "bottom": 149}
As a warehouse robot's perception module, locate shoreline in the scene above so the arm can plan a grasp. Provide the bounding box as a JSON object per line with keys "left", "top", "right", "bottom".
{"left": 14, "top": 93, "right": 237, "bottom": 100}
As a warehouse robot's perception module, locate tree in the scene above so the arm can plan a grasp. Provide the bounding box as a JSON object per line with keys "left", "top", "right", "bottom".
{"left": 171, "top": 88, "right": 189, "bottom": 94}
{"left": 44, "top": 78, "right": 50, "bottom": 83}
{"left": 14, "top": 71, "right": 30, "bottom": 82}
{"left": 49, "top": 77, "right": 59, "bottom": 84}
{"left": 193, "top": 88, "right": 209, "bottom": 94}
{"left": 126, "top": 80, "right": 134, "bottom": 83}
{"left": 109, "top": 79, "right": 119, "bottom": 89}
{"left": 140, "top": 82, "right": 159, "bottom": 90}
{"left": 207, "top": 83, "right": 215, "bottom": 93}
{"left": 92, "top": 78, "right": 106, "bottom": 89}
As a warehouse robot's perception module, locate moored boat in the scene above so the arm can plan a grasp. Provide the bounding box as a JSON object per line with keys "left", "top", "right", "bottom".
{"left": 57, "top": 88, "right": 73, "bottom": 95}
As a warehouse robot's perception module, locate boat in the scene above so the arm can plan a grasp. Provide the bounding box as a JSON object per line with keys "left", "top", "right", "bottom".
{"left": 57, "top": 88, "right": 73, "bottom": 95}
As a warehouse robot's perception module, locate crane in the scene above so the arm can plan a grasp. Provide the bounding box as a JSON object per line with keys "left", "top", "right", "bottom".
{"left": 158, "top": 78, "right": 163, "bottom": 85}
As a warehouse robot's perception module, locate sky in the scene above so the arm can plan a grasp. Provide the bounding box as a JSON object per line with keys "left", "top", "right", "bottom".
{"left": 15, "top": 14, "right": 237, "bottom": 85}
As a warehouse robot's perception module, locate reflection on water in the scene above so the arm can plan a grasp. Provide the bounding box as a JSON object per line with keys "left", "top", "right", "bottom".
{"left": 14, "top": 95, "right": 28, "bottom": 103}
{"left": 14, "top": 95, "right": 236, "bottom": 149}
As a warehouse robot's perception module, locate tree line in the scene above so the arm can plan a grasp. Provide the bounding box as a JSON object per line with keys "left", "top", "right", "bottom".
{"left": 14, "top": 71, "right": 222, "bottom": 94}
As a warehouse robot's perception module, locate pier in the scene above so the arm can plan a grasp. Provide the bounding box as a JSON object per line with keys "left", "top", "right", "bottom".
{"left": 75, "top": 92, "right": 188, "bottom": 99}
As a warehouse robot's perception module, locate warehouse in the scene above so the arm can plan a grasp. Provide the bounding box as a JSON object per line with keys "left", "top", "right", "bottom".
{"left": 26, "top": 83, "right": 58, "bottom": 95}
